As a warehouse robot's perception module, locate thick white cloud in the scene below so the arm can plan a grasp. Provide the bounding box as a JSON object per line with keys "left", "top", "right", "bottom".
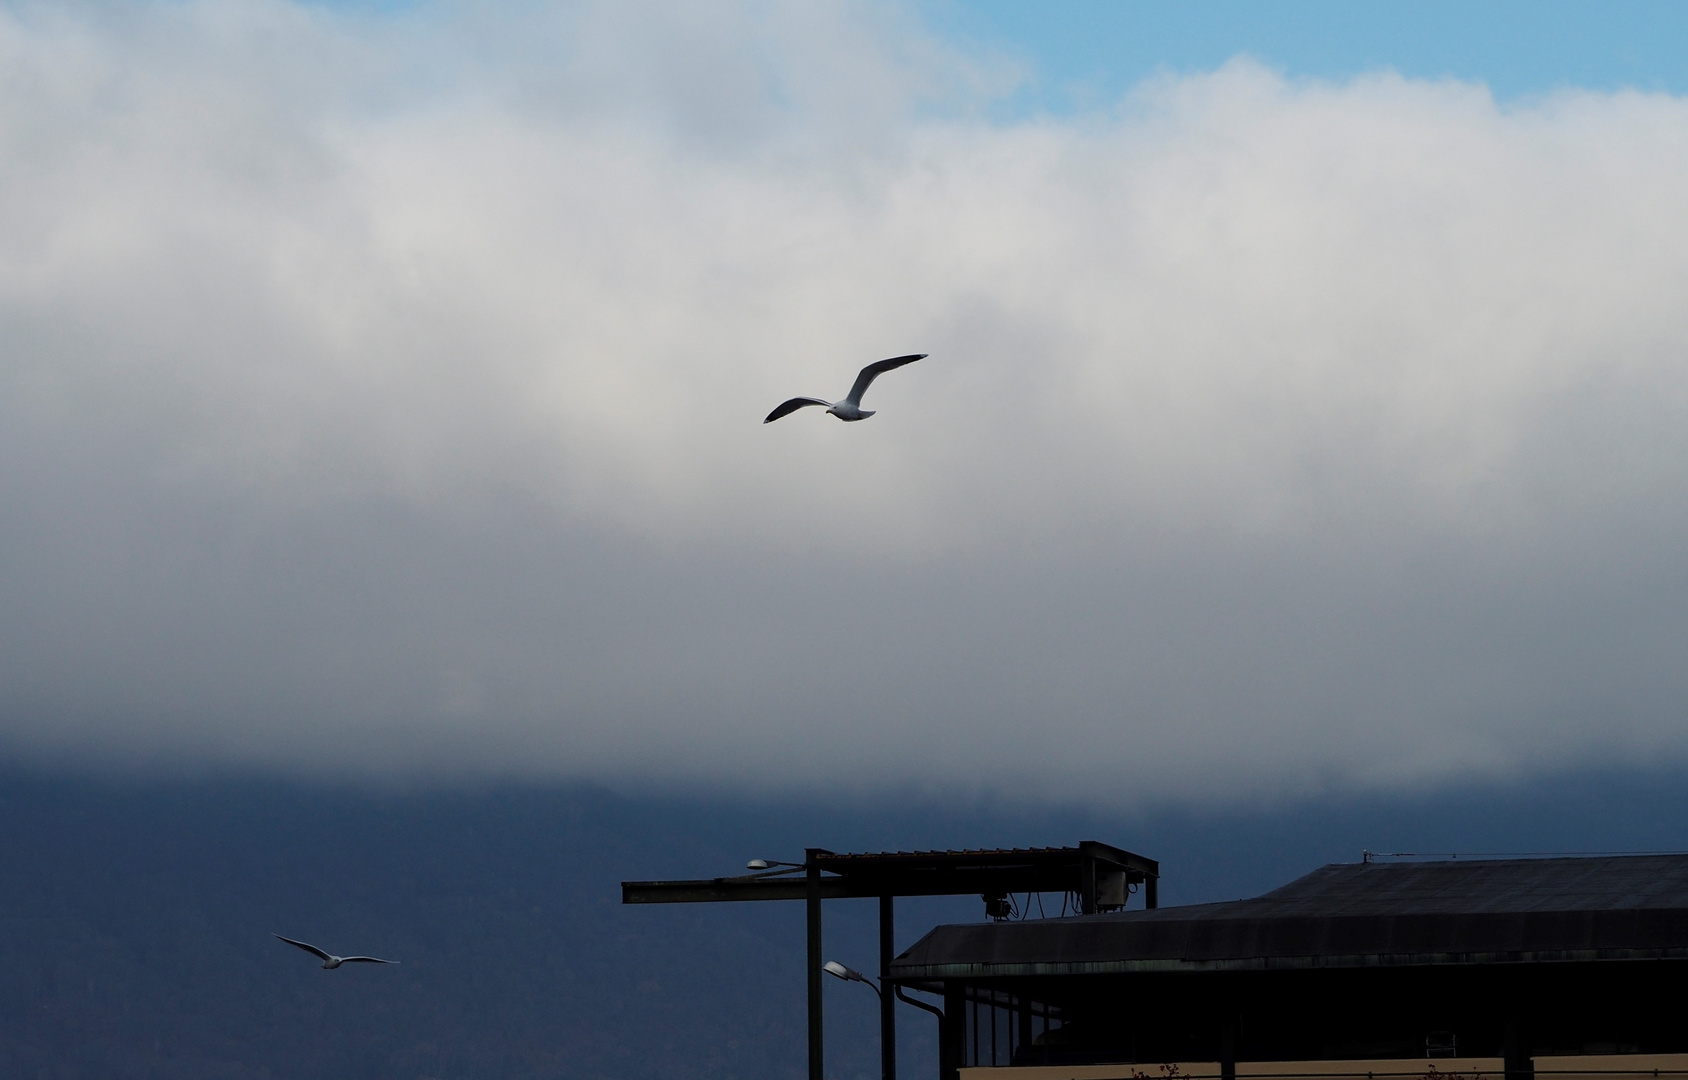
{"left": 4, "top": 0, "right": 1688, "bottom": 802}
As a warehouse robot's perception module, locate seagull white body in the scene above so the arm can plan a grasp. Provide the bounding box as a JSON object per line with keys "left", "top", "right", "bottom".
{"left": 273, "top": 934, "right": 398, "bottom": 969}
{"left": 764, "top": 354, "right": 926, "bottom": 424}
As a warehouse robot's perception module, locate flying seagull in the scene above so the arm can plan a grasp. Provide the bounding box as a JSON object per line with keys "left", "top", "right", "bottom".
{"left": 764, "top": 353, "right": 926, "bottom": 424}
{"left": 273, "top": 934, "right": 399, "bottom": 969}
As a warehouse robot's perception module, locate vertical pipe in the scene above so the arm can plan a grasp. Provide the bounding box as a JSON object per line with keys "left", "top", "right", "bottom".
{"left": 879, "top": 895, "right": 896, "bottom": 1080}
{"left": 1220, "top": 1016, "right": 1237, "bottom": 1080}
{"left": 1145, "top": 875, "right": 1158, "bottom": 909}
{"left": 1080, "top": 856, "right": 1098, "bottom": 914}
{"left": 807, "top": 855, "right": 823, "bottom": 1080}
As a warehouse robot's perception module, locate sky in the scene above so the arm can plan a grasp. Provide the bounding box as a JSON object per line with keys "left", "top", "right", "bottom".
{"left": 931, "top": 2, "right": 1688, "bottom": 111}
{"left": 4, "top": 0, "right": 1688, "bottom": 806}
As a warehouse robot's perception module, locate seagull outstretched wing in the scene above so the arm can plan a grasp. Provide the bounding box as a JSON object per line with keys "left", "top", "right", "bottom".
{"left": 273, "top": 935, "right": 332, "bottom": 962}
{"left": 764, "top": 396, "right": 833, "bottom": 424}
{"left": 339, "top": 956, "right": 399, "bottom": 964}
{"left": 843, "top": 354, "right": 925, "bottom": 408}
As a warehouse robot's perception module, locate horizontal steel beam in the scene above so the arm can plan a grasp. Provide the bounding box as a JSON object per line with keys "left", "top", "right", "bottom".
{"left": 621, "top": 878, "right": 854, "bottom": 904}
{"left": 621, "top": 871, "right": 1143, "bottom": 904}
{"left": 624, "top": 843, "right": 1162, "bottom": 905}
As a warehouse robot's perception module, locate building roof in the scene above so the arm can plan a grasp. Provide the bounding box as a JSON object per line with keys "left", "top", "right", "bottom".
{"left": 1242, "top": 854, "right": 1688, "bottom": 914}
{"left": 888, "top": 854, "right": 1688, "bottom": 979}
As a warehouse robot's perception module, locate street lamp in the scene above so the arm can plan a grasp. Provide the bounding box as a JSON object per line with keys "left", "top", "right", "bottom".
{"left": 826, "top": 960, "right": 948, "bottom": 1079}
{"left": 824, "top": 960, "right": 880, "bottom": 996}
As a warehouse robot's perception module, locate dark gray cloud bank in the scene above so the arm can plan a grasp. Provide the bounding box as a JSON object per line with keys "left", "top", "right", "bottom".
{"left": 4, "top": 1, "right": 1688, "bottom": 803}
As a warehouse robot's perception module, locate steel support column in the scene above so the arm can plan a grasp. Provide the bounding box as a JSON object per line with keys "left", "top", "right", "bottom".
{"left": 879, "top": 895, "right": 896, "bottom": 1080}
{"left": 807, "top": 855, "right": 824, "bottom": 1080}
{"left": 1503, "top": 1019, "right": 1533, "bottom": 1080}
{"left": 940, "top": 985, "right": 964, "bottom": 1080}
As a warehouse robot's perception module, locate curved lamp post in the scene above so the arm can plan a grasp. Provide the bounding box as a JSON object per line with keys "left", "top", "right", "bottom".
{"left": 824, "top": 960, "right": 880, "bottom": 996}
{"left": 826, "top": 960, "right": 945, "bottom": 1020}
{"left": 826, "top": 960, "right": 948, "bottom": 1079}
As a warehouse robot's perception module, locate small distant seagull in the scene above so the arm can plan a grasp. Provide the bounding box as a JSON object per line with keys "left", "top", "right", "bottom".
{"left": 273, "top": 934, "right": 399, "bottom": 969}
{"left": 764, "top": 353, "right": 926, "bottom": 424}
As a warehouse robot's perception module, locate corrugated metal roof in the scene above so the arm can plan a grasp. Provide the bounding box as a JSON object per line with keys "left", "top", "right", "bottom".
{"left": 889, "top": 854, "right": 1688, "bottom": 978}
{"left": 1251, "top": 855, "right": 1688, "bottom": 914}
{"left": 817, "top": 847, "right": 1084, "bottom": 861}
{"left": 624, "top": 840, "right": 1158, "bottom": 904}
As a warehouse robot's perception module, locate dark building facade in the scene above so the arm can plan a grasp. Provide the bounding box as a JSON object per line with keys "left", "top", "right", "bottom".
{"left": 888, "top": 855, "right": 1688, "bottom": 1077}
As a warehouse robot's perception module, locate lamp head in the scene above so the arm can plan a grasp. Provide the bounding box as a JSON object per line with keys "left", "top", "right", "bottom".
{"left": 824, "top": 960, "right": 866, "bottom": 983}
{"left": 746, "top": 859, "right": 770, "bottom": 870}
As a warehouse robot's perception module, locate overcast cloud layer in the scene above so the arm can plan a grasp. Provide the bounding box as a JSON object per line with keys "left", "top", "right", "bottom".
{"left": 4, "top": 0, "right": 1688, "bottom": 803}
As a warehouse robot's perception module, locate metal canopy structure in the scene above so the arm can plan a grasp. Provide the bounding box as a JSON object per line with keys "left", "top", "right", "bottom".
{"left": 889, "top": 854, "right": 1688, "bottom": 1079}
{"left": 621, "top": 841, "right": 1160, "bottom": 1080}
